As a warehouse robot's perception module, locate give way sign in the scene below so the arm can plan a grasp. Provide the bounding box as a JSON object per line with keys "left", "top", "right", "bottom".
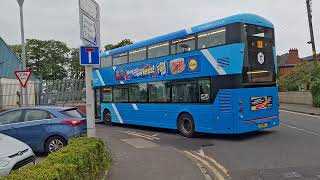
{"left": 15, "top": 70, "right": 32, "bottom": 88}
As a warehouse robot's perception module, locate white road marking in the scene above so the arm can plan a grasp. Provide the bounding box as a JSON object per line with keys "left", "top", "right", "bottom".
{"left": 120, "top": 131, "right": 160, "bottom": 140}
{"left": 184, "top": 151, "right": 226, "bottom": 180}
{"left": 281, "top": 123, "right": 320, "bottom": 137}
{"left": 195, "top": 162, "right": 213, "bottom": 180}
{"left": 193, "top": 151, "right": 229, "bottom": 176}
{"left": 280, "top": 110, "right": 320, "bottom": 119}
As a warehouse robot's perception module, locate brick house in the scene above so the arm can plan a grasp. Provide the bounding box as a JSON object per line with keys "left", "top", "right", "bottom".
{"left": 277, "top": 48, "right": 302, "bottom": 76}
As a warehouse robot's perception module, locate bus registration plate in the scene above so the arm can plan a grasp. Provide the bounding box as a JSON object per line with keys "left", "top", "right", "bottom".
{"left": 251, "top": 96, "right": 272, "bottom": 111}
{"left": 258, "top": 123, "right": 268, "bottom": 129}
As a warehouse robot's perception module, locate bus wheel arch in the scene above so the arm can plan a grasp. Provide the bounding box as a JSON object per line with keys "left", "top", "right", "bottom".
{"left": 177, "top": 112, "right": 196, "bottom": 138}
{"left": 103, "top": 109, "right": 112, "bottom": 125}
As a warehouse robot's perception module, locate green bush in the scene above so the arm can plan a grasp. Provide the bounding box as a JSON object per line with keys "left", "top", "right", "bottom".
{"left": 311, "top": 63, "right": 320, "bottom": 107}
{"left": 278, "top": 62, "right": 313, "bottom": 92}
{"left": 1, "top": 137, "right": 112, "bottom": 180}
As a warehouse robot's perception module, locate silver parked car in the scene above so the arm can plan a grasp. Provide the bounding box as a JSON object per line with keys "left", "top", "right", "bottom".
{"left": 0, "top": 133, "right": 35, "bottom": 176}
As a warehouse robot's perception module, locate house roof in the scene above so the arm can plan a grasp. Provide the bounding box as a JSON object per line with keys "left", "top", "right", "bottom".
{"left": 277, "top": 53, "right": 289, "bottom": 67}
{"left": 302, "top": 54, "right": 320, "bottom": 61}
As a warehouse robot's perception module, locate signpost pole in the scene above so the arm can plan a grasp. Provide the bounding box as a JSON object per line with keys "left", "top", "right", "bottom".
{"left": 17, "top": 0, "right": 28, "bottom": 106}
{"left": 79, "top": 0, "right": 100, "bottom": 137}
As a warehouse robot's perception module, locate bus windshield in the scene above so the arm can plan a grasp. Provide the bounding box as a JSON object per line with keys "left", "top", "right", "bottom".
{"left": 243, "top": 24, "right": 276, "bottom": 86}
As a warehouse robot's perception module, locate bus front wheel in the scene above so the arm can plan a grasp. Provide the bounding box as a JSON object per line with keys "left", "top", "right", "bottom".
{"left": 103, "top": 110, "right": 112, "bottom": 126}
{"left": 178, "top": 113, "right": 195, "bottom": 138}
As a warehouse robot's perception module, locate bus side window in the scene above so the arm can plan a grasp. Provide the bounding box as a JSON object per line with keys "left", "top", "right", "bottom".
{"left": 113, "top": 86, "right": 129, "bottom": 102}
{"left": 101, "top": 87, "right": 113, "bottom": 102}
{"left": 198, "top": 79, "right": 211, "bottom": 103}
{"left": 149, "top": 81, "right": 169, "bottom": 103}
{"left": 129, "top": 83, "right": 148, "bottom": 103}
{"left": 171, "top": 35, "right": 196, "bottom": 54}
{"left": 101, "top": 56, "right": 112, "bottom": 68}
{"left": 198, "top": 27, "right": 226, "bottom": 49}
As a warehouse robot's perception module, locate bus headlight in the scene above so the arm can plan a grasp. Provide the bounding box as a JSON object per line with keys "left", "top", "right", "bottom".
{"left": 0, "top": 158, "right": 10, "bottom": 167}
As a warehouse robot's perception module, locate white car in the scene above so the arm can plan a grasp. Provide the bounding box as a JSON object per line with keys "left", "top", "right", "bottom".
{"left": 0, "top": 133, "right": 35, "bottom": 176}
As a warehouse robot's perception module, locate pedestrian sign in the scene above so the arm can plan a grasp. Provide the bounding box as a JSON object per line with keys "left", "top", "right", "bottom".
{"left": 15, "top": 70, "right": 32, "bottom": 88}
{"left": 80, "top": 46, "right": 100, "bottom": 65}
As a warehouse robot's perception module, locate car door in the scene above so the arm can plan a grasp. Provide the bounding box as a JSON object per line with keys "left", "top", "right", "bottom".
{"left": 0, "top": 110, "right": 24, "bottom": 139}
{"left": 14, "top": 109, "right": 54, "bottom": 151}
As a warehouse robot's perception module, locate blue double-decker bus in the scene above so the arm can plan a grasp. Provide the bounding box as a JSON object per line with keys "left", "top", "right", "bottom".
{"left": 92, "top": 13, "right": 279, "bottom": 137}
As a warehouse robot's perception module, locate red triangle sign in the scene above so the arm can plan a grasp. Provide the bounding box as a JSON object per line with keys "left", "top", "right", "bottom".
{"left": 15, "top": 70, "right": 32, "bottom": 88}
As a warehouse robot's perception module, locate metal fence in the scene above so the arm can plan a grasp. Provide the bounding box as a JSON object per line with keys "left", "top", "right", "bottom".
{"left": 0, "top": 79, "right": 85, "bottom": 109}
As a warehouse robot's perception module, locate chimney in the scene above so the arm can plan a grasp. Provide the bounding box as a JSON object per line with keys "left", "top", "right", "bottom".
{"left": 287, "top": 48, "right": 301, "bottom": 64}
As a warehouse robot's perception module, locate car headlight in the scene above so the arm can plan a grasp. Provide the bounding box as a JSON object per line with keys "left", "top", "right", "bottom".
{"left": 0, "top": 158, "right": 10, "bottom": 167}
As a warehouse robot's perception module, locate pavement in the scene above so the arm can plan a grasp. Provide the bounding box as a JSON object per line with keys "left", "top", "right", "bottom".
{"left": 280, "top": 103, "right": 320, "bottom": 116}
{"left": 94, "top": 103, "right": 320, "bottom": 180}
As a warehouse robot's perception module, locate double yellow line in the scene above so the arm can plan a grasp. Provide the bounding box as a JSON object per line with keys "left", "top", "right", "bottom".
{"left": 183, "top": 150, "right": 230, "bottom": 180}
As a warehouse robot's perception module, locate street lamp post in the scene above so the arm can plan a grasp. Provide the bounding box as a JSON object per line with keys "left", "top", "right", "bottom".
{"left": 17, "top": 0, "right": 28, "bottom": 106}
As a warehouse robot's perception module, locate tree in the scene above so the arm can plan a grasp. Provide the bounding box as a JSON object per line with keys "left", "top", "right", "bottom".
{"left": 104, "top": 39, "right": 133, "bottom": 51}
{"left": 69, "top": 48, "right": 85, "bottom": 79}
{"left": 10, "top": 39, "right": 70, "bottom": 80}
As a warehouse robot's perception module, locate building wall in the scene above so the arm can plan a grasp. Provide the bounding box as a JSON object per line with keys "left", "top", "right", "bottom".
{"left": 279, "top": 66, "right": 295, "bottom": 76}
{"left": 279, "top": 91, "right": 313, "bottom": 105}
{"left": 0, "top": 37, "right": 21, "bottom": 79}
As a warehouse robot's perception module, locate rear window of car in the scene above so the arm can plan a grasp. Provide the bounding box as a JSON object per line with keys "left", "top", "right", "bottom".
{"left": 61, "top": 109, "right": 84, "bottom": 118}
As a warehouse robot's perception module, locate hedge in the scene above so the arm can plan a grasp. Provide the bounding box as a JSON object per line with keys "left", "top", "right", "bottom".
{"left": 1, "top": 137, "right": 112, "bottom": 180}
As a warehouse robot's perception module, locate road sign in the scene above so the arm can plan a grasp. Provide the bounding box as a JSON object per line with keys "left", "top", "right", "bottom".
{"left": 80, "top": 46, "right": 100, "bottom": 65}
{"left": 15, "top": 70, "right": 32, "bottom": 88}
{"left": 81, "top": 14, "right": 97, "bottom": 45}
{"left": 79, "top": 0, "right": 100, "bottom": 46}
{"left": 79, "top": 0, "right": 99, "bottom": 20}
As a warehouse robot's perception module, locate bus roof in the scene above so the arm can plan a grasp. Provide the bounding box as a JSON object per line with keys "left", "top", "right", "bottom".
{"left": 101, "top": 13, "right": 273, "bottom": 57}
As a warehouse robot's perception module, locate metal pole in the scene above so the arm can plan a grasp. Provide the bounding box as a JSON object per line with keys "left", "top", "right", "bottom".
{"left": 18, "top": 1, "right": 28, "bottom": 106}
{"left": 306, "top": 0, "right": 318, "bottom": 61}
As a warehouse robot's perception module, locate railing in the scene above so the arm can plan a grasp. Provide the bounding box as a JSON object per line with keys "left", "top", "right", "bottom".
{"left": 0, "top": 79, "right": 86, "bottom": 109}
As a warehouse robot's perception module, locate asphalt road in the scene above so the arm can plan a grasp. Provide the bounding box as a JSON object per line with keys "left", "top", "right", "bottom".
{"left": 96, "top": 110, "right": 320, "bottom": 180}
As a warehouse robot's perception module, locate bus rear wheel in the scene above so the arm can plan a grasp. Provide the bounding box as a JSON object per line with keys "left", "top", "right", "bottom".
{"left": 178, "top": 113, "right": 195, "bottom": 138}
{"left": 103, "top": 110, "right": 112, "bottom": 126}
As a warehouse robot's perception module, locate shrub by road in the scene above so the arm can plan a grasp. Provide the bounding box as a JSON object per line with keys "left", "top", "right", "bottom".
{"left": 1, "top": 137, "right": 112, "bottom": 180}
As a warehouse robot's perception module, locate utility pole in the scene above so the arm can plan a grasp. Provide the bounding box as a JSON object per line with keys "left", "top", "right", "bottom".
{"left": 17, "top": 0, "right": 28, "bottom": 106}
{"left": 306, "top": 0, "right": 318, "bottom": 61}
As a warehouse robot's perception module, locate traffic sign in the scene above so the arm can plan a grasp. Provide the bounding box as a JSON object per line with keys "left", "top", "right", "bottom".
{"left": 79, "top": 0, "right": 100, "bottom": 46}
{"left": 15, "top": 70, "right": 32, "bottom": 88}
{"left": 79, "top": 0, "right": 99, "bottom": 20}
{"left": 81, "top": 14, "right": 97, "bottom": 45}
{"left": 80, "top": 46, "right": 100, "bottom": 65}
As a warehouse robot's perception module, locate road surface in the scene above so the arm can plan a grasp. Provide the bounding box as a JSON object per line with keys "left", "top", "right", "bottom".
{"left": 96, "top": 110, "right": 320, "bottom": 180}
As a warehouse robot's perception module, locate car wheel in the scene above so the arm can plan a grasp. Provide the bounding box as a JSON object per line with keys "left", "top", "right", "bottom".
{"left": 178, "top": 113, "right": 195, "bottom": 138}
{"left": 45, "top": 136, "right": 67, "bottom": 154}
{"left": 103, "top": 110, "right": 112, "bottom": 126}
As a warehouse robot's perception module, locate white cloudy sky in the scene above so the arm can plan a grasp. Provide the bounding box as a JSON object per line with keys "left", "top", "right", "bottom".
{"left": 0, "top": 0, "right": 319, "bottom": 57}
